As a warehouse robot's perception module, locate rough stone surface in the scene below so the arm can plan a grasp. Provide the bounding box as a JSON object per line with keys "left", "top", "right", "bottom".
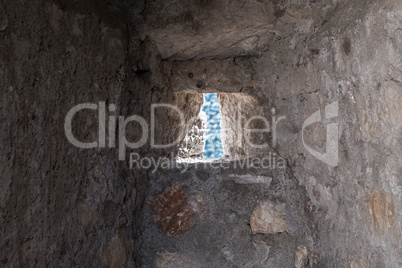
{"left": 0, "top": 4, "right": 8, "bottom": 31}
{"left": 76, "top": 202, "right": 98, "bottom": 229}
{"left": 138, "top": 0, "right": 277, "bottom": 60}
{"left": 369, "top": 192, "right": 395, "bottom": 233}
{"left": 188, "top": 191, "right": 210, "bottom": 221}
{"left": 170, "top": 58, "right": 254, "bottom": 93}
{"left": 139, "top": 165, "right": 312, "bottom": 267}
{"left": 102, "top": 230, "right": 127, "bottom": 268}
{"left": 250, "top": 201, "right": 287, "bottom": 235}
{"left": 3, "top": 0, "right": 402, "bottom": 267}
{"left": 155, "top": 251, "right": 202, "bottom": 268}
{"left": 219, "top": 174, "right": 273, "bottom": 186}
{"left": 149, "top": 184, "right": 195, "bottom": 236}
{"left": 350, "top": 257, "right": 370, "bottom": 268}
{"left": 218, "top": 93, "right": 273, "bottom": 159}
{"left": 295, "top": 245, "right": 308, "bottom": 268}
{"left": 0, "top": 0, "right": 173, "bottom": 266}
{"left": 249, "top": 1, "right": 402, "bottom": 266}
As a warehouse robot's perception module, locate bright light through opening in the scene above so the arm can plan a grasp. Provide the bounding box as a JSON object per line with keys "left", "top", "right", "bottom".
{"left": 202, "top": 93, "right": 224, "bottom": 160}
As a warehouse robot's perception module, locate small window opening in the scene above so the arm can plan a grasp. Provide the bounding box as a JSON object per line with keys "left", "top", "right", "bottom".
{"left": 176, "top": 93, "right": 224, "bottom": 162}
{"left": 202, "top": 93, "right": 224, "bottom": 160}
{"left": 177, "top": 92, "right": 263, "bottom": 163}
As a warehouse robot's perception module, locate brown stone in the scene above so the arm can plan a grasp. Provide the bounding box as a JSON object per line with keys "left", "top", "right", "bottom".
{"left": 369, "top": 192, "right": 395, "bottom": 233}
{"left": 250, "top": 201, "right": 287, "bottom": 234}
{"left": 149, "top": 184, "right": 195, "bottom": 236}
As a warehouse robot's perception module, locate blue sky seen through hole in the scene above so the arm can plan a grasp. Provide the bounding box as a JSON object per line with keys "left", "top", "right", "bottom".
{"left": 202, "top": 93, "right": 224, "bottom": 160}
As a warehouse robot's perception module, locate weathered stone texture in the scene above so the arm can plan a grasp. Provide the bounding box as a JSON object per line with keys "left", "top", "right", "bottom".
{"left": 149, "top": 184, "right": 210, "bottom": 236}
{"left": 3, "top": 0, "right": 402, "bottom": 267}
{"left": 139, "top": 0, "right": 278, "bottom": 60}
{"left": 140, "top": 164, "right": 311, "bottom": 267}
{"left": 250, "top": 201, "right": 287, "bottom": 235}
{"left": 170, "top": 58, "right": 254, "bottom": 93}
{"left": 102, "top": 230, "right": 127, "bottom": 268}
{"left": 155, "top": 251, "right": 202, "bottom": 268}
{"left": 0, "top": 0, "right": 170, "bottom": 266}
{"left": 149, "top": 185, "right": 195, "bottom": 236}
{"left": 294, "top": 245, "right": 308, "bottom": 268}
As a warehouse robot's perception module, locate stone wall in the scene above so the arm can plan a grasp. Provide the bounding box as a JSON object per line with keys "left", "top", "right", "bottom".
{"left": 2, "top": 0, "right": 402, "bottom": 267}
{"left": 139, "top": 162, "right": 313, "bottom": 267}
{"left": 136, "top": 0, "right": 402, "bottom": 267}
{"left": 251, "top": 1, "right": 402, "bottom": 266}
{"left": 0, "top": 0, "right": 176, "bottom": 266}
{"left": 0, "top": 0, "right": 133, "bottom": 266}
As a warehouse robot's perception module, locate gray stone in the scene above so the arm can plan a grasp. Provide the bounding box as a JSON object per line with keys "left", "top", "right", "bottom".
{"left": 219, "top": 174, "right": 272, "bottom": 187}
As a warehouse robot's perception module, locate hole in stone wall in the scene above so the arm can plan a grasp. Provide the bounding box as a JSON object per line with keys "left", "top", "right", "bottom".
{"left": 176, "top": 93, "right": 224, "bottom": 162}
{"left": 176, "top": 91, "right": 269, "bottom": 162}
{"left": 202, "top": 93, "right": 224, "bottom": 160}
